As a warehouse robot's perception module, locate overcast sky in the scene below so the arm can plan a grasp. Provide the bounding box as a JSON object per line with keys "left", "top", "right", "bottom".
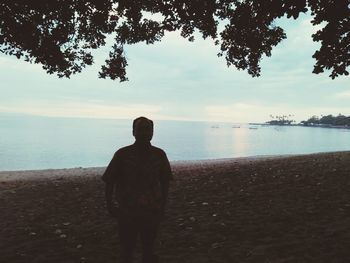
{"left": 1, "top": 13, "right": 349, "bottom": 123}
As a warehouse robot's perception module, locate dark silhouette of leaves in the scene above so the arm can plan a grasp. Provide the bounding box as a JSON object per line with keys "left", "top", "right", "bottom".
{"left": 0, "top": 0, "right": 349, "bottom": 81}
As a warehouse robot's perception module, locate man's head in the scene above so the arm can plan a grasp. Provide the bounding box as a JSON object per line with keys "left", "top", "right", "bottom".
{"left": 132, "top": 117, "right": 154, "bottom": 143}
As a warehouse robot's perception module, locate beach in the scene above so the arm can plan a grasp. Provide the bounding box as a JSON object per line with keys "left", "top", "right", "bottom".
{"left": 1, "top": 151, "right": 350, "bottom": 262}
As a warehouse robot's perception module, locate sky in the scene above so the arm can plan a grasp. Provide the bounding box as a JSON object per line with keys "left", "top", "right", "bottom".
{"left": 0, "top": 13, "right": 349, "bottom": 124}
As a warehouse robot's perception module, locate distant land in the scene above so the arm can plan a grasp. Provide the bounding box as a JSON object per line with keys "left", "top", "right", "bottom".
{"left": 253, "top": 114, "right": 350, "bottom": 129}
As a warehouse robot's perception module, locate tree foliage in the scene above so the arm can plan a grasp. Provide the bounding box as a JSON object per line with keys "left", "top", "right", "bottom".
{"left": 267, "top": 114, "right": 294, "bottom": 125}
{"left": 301, "top": 114, "right": 350, "bottom": 126}
{"left": 1, "top": 0, "right": 349, "bottom": 81}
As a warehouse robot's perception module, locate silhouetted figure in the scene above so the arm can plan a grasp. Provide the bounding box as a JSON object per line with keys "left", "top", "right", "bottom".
{"left": 102, "top": 117, "right": 172, "bottom": 263}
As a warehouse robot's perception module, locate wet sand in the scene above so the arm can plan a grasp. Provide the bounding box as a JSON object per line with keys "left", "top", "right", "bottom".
{"left": 1, "top": 151, "right": 350, "bottom": 262}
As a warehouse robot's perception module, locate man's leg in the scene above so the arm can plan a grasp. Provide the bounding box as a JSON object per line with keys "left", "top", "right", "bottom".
{"left": 140, "top": 214, "right": 160, "bottom": 263}
{"left": 119, "top": 213, "right": 138, "bottom": 263}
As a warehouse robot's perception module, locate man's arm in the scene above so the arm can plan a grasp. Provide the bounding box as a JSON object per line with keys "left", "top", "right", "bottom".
{"left": 159, "top": 151, "right": 173, "bottom": 215}
{"left": 105, "top": 182, "right": 119, "bottom": 217}
{"left": 102, "top": 152, "right": 120, "bottom": 217}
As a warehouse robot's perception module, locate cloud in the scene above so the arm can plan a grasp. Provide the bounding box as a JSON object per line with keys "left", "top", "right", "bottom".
{"left": 205, "top": 103, "right": 281, "bottom": 123}
{"left": 0, "top": 101, "right": 163, "bottom": 120}
{"left": 205, "top": 102, "right": 350, "bottom": 123}
{"left": 334, "top": 91, "right": 350, "bottom": 99}
{"left": 1, "top": 14, "right": 349, "bottom": 125}
{"left": 0, "top": 55, "right": 44, "bottom": 73}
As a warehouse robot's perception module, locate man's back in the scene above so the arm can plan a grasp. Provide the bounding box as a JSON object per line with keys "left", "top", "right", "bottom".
{"left": 103, "top": 143, "right": 172, "bottom": 211}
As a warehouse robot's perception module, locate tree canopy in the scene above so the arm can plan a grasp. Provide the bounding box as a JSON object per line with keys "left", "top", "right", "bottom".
{"left": 1, "top": 0, "right": 349, "bottom": 81}
{"left": 267, "top": 114, "right": 295, "bottom": 125}
{"left": 301, "top": 114, "right": 350, "bottom": 126}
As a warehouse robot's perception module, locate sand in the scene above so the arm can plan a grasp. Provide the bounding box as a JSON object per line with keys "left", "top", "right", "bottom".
{"left": 1, "top": 151, "right": 350, "bottom": 262}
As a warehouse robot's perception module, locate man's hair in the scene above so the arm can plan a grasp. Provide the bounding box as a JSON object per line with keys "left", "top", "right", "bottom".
{"left": 133, "top": 116, "right": 154, "bottom": 131}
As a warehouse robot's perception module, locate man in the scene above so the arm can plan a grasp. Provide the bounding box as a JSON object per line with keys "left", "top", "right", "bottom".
{"left": 102, "top": 117, "right": 172, "bottom": 263}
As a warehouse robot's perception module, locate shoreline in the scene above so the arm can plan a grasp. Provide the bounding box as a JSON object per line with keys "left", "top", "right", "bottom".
{"left": 251, "top": 123, "right": 350, "bottom": 130}
{"left": 1, "top": 150, "right": 349, "bottom": 182}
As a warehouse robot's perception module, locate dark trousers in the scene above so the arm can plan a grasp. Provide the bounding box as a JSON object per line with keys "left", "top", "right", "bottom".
{"left": 118, "top": 209, "right": 160, "bottom": 263}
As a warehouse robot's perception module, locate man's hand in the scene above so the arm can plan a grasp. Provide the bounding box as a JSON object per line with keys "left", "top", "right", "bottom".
{"left": 107, "top": 202, "right": 119, "bottom": 218}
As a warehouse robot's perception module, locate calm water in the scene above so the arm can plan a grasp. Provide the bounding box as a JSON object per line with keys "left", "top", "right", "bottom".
{"left": 1, "top": 115, "right": 350, "bottom": 171}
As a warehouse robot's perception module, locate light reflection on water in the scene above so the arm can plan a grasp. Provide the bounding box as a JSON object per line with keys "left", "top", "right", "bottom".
{"left": 0, "top": 115, "right": 350, "bottom": 170}
{"left": 231, "top": 126, "right": 249, "bottom": 157}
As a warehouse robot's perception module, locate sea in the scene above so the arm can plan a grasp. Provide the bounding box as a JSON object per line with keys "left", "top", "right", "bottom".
{"left": 1, "top": 114, "right": 350, "bottom": 171}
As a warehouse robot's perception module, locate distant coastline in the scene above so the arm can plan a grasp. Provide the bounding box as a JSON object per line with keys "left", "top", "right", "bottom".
{"left": 249, "top": 123, "right": 350, "bottom": 130}
{"left": 260, "top": 114, "right": 350, "bottom": 130}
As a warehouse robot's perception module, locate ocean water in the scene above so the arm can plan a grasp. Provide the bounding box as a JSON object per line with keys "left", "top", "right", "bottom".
{"left": 1, "top": 115, "right": 350, "bottom": 171}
